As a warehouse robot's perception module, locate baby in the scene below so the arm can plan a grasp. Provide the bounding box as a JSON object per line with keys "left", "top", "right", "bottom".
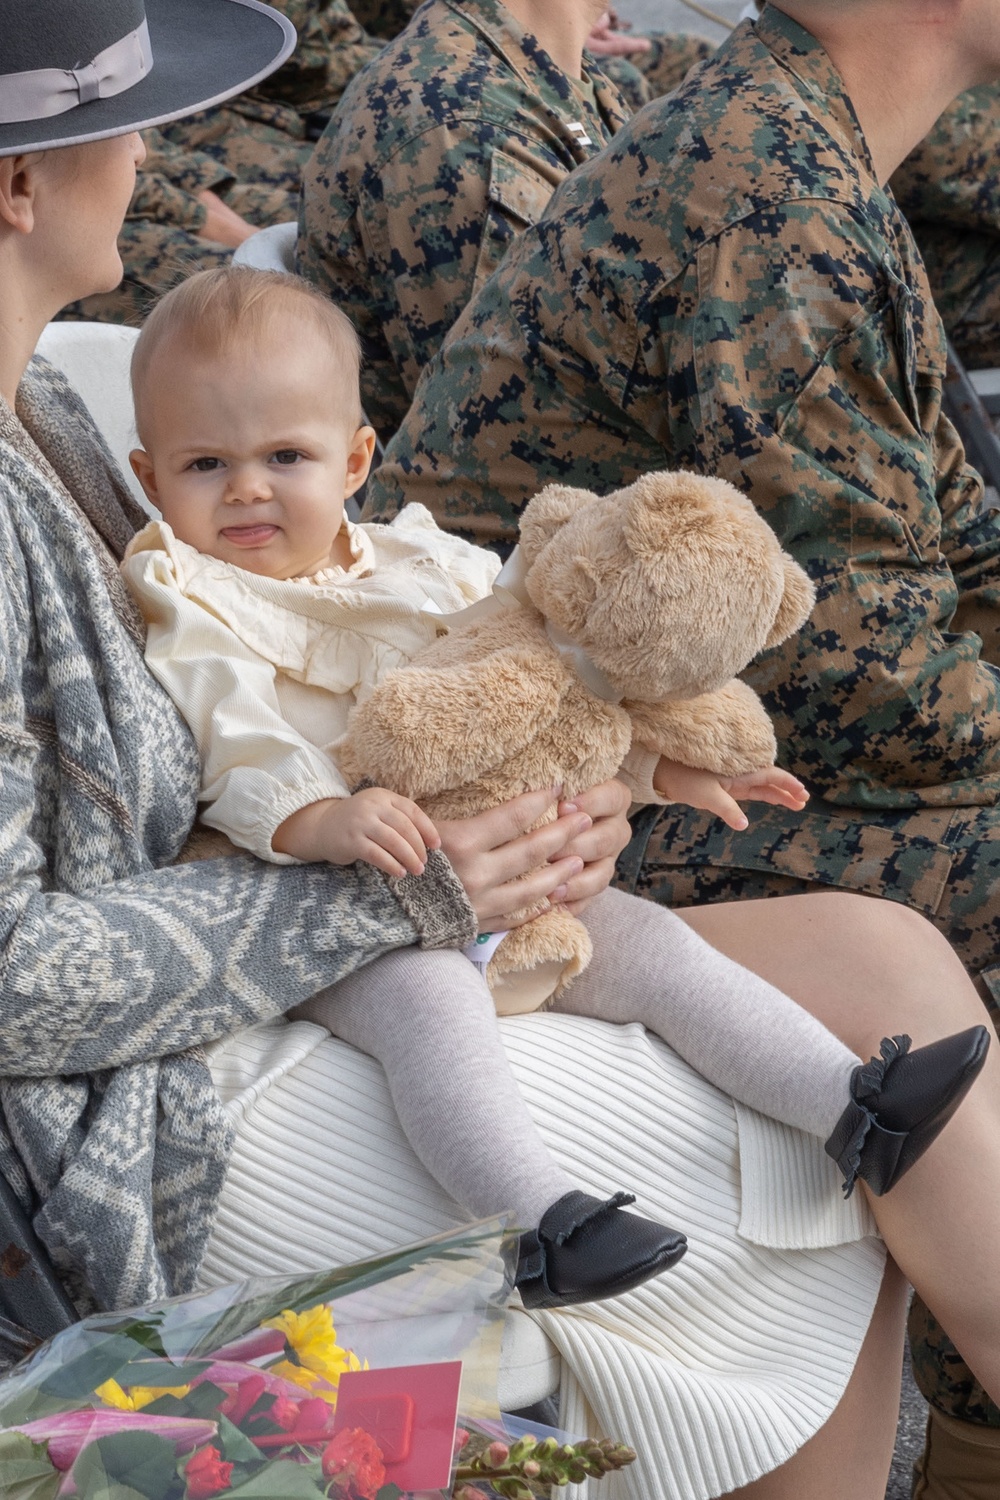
{"left": 123, "top": 267, "right": 987, "bottom": 1310}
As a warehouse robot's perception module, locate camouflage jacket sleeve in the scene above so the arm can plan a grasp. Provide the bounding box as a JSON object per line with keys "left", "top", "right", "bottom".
{"left": 302, "top": 120, "right": 561, "bottom": 436}
{"left": 254, "top": 0, "right": 385, "bottom": 113}
{"left": 298, "top": 160, "right": 412, "bottom": 437}
{"left": 663, "top": 206, "right": 1000, "bottom": 805}
{"left": 935, "top": 411, "right": 1000, "bottom": 669}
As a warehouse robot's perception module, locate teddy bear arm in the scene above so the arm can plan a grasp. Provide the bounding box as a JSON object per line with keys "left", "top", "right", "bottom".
{"left": 626, "top": 679, "right": 778, "bottom": 779}
{"left": 341, "top": 648, "right": 567, "bottom": 802}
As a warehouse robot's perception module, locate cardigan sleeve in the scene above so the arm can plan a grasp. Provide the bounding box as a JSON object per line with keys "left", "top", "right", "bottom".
{"left": 0, "top": 522, "right": 475, "bottom": 1079}
{"left": 123, "top": 540, "right": 353, "bottom": 860}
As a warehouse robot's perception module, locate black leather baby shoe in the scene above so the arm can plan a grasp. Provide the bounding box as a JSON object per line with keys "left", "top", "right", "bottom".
{"left": 515, "top": 1190, "right": 687, "bottom": 1309}
{"left": 825, "top": 1026, "right": 990, "bottom": 1197}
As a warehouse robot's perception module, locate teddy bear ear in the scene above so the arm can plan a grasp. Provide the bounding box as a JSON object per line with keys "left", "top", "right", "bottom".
{"left": 520, "top": 483, "right": 595, "bottom": 562}
{"left": 763, "top": 556, "right": 817, "bottom": 648}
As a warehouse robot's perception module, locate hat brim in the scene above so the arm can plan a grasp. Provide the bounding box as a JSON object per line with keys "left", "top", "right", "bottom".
{"left": 0, "top": 0, "right": 296, "bottom": 157}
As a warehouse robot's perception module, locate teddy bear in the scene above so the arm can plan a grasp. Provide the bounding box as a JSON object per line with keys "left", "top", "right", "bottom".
{"left": 340, "top": 470, "right": 815, "bottom": 1015}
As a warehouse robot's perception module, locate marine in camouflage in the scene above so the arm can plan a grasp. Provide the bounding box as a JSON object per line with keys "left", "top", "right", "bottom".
{"left": 298, "top": 0, "right": 631, "bottom": 438}
{"left": 893, "top": 83, "right": 1000, "bottom": 370}
{"left": 598, "top": 32, "right": 716, "bottom": 112}
{"left": 163, "top": 0, "right": 385, "bottom": 190}
{"left": 366, "top": 5, "right": 1000, "bottom": 1424}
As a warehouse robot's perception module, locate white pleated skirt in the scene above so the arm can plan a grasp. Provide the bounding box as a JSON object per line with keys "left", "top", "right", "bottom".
{"left": 202, "top": 1013, "right": 885, "bottom": 1500}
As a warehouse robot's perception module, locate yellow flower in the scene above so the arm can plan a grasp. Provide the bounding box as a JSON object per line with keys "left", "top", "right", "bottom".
{"left": 263, "top": 1306, "right": 365, "bottom": 1404}
{"left": 95, "top": 1377, "right": 190, "bottom": 1411}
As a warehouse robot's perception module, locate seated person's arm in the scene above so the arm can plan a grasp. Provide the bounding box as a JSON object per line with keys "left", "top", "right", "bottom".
{"left": 648, "top": 207, "right": 1000, "bottom": 802}
{"left": 934, "top": 418, "right": 1000, "bottom": 670}
{"left": 0, "top": 565, "right": 470, "bottom": 1078}
{"left": 303, "top": 120, "right": 545, "bottom": 436}
{"left": 257, "top": 0, "right": 385, "bottom": 114}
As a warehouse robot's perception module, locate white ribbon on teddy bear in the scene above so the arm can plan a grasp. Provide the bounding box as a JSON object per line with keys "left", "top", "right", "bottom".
{"left": 447, "top": 547, "right": 625, "bottom": 706}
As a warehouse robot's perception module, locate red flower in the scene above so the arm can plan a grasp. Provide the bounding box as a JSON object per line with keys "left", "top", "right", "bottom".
{"left": 270, "top": 1396, "right": 301, "bottom": 1432}
{"left": 184, "top": 1444, "right": 234, "bottom": 1498}
{"left": 219, "top": 1372, "right": 266, "bottom": 1426}
{"left": 321, "top": 1427, "right": 386, "bottom": 1499}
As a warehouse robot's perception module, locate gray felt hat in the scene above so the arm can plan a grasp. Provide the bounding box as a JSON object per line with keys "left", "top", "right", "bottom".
{"left": 0, "top": 0, "right": 296, "bottom": 157}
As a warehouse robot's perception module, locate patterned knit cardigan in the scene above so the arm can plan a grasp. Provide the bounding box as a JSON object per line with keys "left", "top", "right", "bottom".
{"left": 0, "top": 357, "right": 476, "bottom": 1311}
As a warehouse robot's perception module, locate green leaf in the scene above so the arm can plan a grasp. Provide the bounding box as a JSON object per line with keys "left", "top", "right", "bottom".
{"left": 83, "top": 1485, "right": 150, "bottom": 1500}
{"left": 37, "top": 1334, "right": 145, "bottom": 1400}
{"left": 71, "top": 1432, "right": 179, "bottom": 1500}
{"left": 0, "top": 1431, "right": 61, "bottom": 1500}
{"left": 112, "top": 1360, "right": 212, "bottom": 1388}
{"left": 214, "top": 1415, "right": 263, "bottom": 1464}
{"left": 375, "top": 1486, "right": 403, "bottom": 1500}
{"left": 141, "top": 1383, "right": 225, "bottom": 1422}
{"left": 4, "top": 1475, "right": 62, "bottom": 1500}
{"left": 225, "top": 1459, "right": 328, "bottom": 1498}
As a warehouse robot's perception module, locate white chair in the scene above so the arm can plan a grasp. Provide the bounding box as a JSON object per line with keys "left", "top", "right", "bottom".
{"left": 233, "top": 221, "right": 297, "bottom": 273}
{"left": 36, "top": 320, "right": 151, "bottom": 513}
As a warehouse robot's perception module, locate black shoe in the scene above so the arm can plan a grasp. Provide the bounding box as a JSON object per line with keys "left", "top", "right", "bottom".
{"left": 515, "top": 1190, "right": 687, "bottom": 1310}
{"left": 825, "top": 1026, "right": 990, "bottom": 1197}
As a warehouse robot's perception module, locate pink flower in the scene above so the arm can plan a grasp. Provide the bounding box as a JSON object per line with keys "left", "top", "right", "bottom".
{"left": 8, "top": 1412, "right": 216, "bottom": 1470}
{"left": 321, "top": 1427, "right": 386, "bottom": 1499}
{"left": 209, "top": 1327, "right": 287, "bottom": 1363}
{"left": 184, "top": 1443, "right": 233, "bottom": 1498}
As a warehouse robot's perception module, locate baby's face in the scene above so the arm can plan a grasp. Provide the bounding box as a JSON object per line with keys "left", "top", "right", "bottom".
{"left": 131, "top": 337, "right": 374, "bottom": 579}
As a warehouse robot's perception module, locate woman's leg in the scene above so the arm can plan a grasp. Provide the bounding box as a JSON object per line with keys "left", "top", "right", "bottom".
{"left": 295, "top": 947, "right": 574, "bottom": 1225}
{"left": 680, "top": 890, "right": 1000, "bottom": 1408}
{"left": 721, "top": 1258, "right": 908, "bottom": 1500}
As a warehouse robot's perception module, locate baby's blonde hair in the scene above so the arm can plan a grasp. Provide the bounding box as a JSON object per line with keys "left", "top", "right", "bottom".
{"left": 131, "top": 266, "right": 363, "bottom": 442}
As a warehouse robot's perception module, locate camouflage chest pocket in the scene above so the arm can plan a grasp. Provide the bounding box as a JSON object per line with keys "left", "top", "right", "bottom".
{"left": 472, "top": 148, "right": 556, "bottom": 294}
{"left": 774, "top": 287, "right": 941, "bottom": 563}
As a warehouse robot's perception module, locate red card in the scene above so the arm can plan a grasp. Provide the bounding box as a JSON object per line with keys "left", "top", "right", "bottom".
{"left": 332, "top": 1360, "right": 463, "bottom": 1491}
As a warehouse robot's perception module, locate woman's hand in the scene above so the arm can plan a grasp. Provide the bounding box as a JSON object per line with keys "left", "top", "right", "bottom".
{"left": 435, "top": 787, "right": 594, "bottom": 928}
{"left": 653, "top": 758, "right": 808, "bottom": 831}
{"left": 555, "top": 778, "right": 632, "bottom": 916}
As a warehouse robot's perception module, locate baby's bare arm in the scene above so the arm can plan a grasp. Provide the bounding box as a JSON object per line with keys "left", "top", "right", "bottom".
{"left": 273, "top": 788, "right": 441, "bottom": 877}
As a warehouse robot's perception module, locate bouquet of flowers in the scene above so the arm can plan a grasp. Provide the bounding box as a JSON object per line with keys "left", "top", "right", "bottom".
{"left": 0, "top": 1219, "right": 636, "bottom": 1500}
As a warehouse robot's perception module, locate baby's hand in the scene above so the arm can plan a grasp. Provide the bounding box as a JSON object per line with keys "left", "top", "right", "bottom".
{"left": 272, "top": 788, "right": 441, "bottom": 876}
{"left": 653, "top": 759, "right": 808, "bottom": 831}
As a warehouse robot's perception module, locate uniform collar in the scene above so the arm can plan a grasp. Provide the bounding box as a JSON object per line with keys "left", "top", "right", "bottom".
{"left": 753, "top": 4, "right": 877, "bottom": 182}
{"left": 443, "top": 0, "right": 628, "bottom": 145}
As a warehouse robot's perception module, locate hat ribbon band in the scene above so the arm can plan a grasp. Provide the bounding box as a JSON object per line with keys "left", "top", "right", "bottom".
{"left": 0, "top": 18, "right": 152, "bottom": 127}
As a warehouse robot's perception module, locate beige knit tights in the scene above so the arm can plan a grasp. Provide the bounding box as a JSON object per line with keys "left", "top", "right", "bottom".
{"left": 297, "top": 886, "right": 858, "bottom": 1228}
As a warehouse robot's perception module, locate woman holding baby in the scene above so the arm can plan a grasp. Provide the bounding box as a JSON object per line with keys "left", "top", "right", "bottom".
{"left": 1, "top": 3, "right": 1000, "bottom": 1497}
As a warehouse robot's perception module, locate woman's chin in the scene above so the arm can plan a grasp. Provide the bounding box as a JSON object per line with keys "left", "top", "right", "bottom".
{"left": 85, "top": 255, "right": 126, "bottom": 300}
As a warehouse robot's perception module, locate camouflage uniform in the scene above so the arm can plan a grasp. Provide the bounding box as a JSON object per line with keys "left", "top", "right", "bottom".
{"left": 893, "top": 84, "right": 1000, "bottom": 370}
{"left": 161, "top": 0, "right": 385, "bottom": 196}
{"left": 298, "top": 0, "right": 631, "bottom": 438}
{"left": 350, "top": 0, "right": 417, "bottom": 36}
{"left": 58, "top": 130, "right": 293, "bottom": 326}
{"left": 599, "top": 32, "right": 716, "bottom": 113}
{"left": 367, "top": 5, "right": 1000, "bottom": 1425}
